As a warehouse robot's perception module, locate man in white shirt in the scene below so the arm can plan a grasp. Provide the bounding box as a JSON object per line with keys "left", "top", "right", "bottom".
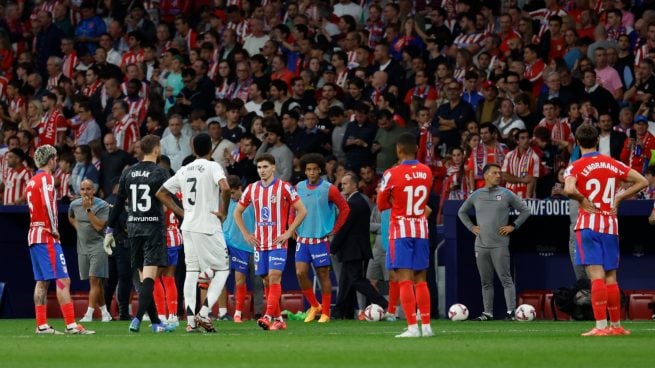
{"left": 242, "top": 18, "right": 270, "bottom": 57}
{"left": 160, "top": 115, "right": 192, "bottom": 171}
{"left": 157, "top": 133, "right": 231, "bottom": 333}
{"left": 333, "top": 0, "right": 363, "bottom": 20}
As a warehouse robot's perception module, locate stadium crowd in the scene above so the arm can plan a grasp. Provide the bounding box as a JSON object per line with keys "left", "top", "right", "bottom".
{"left": 2, "top": 0, "right": 655, "bottom": 325}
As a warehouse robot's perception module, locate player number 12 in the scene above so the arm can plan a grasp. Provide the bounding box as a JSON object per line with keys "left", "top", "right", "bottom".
{"left": 403, "top": 185, "right": 428, "bottom": 216}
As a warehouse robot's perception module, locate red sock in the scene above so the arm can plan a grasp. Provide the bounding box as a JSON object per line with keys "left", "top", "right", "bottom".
{"left": 302, "top": 288, "right": 320, "bottom": 308}
{"left": 263, "top": 287, "right": 270, "bottom": 315}
{"left": 415, "top": 282, "right": 431, "bottom": 325}
{"left": 321, "top": 293, "right": 331, "bottom": 317}
{"left": 388, "top": 281, "right": 399, "bottom": 314}
{"left": 399, "top": 280, "right": 417, "bottom": 325}
{"left": 153, "top": 277, "right": 167, "bottom": 316}
{"left": 60, "top": 302, "right": 75, "bottom": 325}
{"left": 606, "top": 283, "right": 621, "bottom": 324}
{"left": 591, "top": 279, "right": 608, "bottom": 322}
{"left": 35, "top": 305, "right": 47, "bottom": 327}
{"left": 163, "top": 276, "right": 178, "bottom": 316}
{"left": 266, "top": 284, "right": 282, "bottom": 318}
{"left": 235, "top": 284, "right": 247, "bottom": 312}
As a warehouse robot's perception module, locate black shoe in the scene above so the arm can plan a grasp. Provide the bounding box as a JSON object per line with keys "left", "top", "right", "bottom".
{"left": 505, "top": 311, "right": 515, "bottom": 321}
{"left": 474, "top": 312, "right": 493, "bottom": 321}
{"left": 119, "top": 314, "right": 133, "bottom": 321}
{"left": 219, "top": 313, "right": 233, "bottom": 321}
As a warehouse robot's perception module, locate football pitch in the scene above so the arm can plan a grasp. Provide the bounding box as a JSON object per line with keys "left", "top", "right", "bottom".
{"left": 0, "top": 319, "right": 652, "bottom": 368}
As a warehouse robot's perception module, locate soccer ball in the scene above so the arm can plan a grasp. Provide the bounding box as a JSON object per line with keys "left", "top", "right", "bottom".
{"left": 364, "top": 304, "right": 385, "bottom": 322}
{"left": 515, "top": 304, "right": 537, "bottom": 322}
{"left": 448, "top": 303, "right": 469, "bottom": 321}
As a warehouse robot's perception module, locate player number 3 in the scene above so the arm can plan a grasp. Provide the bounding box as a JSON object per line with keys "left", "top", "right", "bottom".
{"left": 403, "top": 185, "right": 428, "bottom": 216}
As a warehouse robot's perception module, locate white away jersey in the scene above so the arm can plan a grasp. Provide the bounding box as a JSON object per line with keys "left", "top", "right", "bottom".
{"left": 163, "top": 158, "right": 227, "bottom": 234}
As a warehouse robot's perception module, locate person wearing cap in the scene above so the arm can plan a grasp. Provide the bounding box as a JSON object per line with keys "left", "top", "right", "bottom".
{"left": 620, "top": 115, "right": 655, "bottom": 174}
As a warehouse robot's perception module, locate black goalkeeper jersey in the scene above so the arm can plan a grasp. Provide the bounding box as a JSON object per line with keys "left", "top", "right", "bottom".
{"left": 108, "top": 161, "right": 170, "bottom": 237}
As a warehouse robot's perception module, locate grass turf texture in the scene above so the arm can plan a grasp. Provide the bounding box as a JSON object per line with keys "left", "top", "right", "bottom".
{"left": 0, "top": 319, "right": 652, "bottom": 368}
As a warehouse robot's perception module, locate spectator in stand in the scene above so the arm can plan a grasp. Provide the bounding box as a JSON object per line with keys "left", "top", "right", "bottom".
{"left": 34, "top": 11, "right": 64, "bottom": 79}
{"left": 256, "top": 120, "right": 293, "bottom": 181}
{"left": 494, "top": 98, "right": 526, "bottom": 140}
{"left": 620, "top": 115, "right": 655, "bottom": 175}
{"left": 71, "top": 102, "right": 101, "bottom": 146}
{"left": 372, "top": 109, "right": 405, "bottom": 174}
{"left": 160, "top": 115, "right": 191, "bottom": 172}
{"left": 342, "top": 103, "right": 377, "bottom": 172}
{"left": 70, "top": 144, "right": 99, "bottom": 198}
{"left": 54, "top": 152, "right": 74, "bottom": 202}
{"left": 598, "top": 113, "right": 627, "bottom": 160}
{"left": 3, "top": 148, "right": 32, "bottom": 205}
{"left": 111, "top": 100, "right": 139, "bottom": 154}
{"left": 433, "top": 80, "right": 475, "bottom": 150}
{"left": 99, "top": 133, "right": 136, "bottom": 199}
{"left": 502, "top": 129, "right": 541, "bottom": 199}
{"left": 581, "top": 68, "right": 620, "bottom": 121}
{"left": 467, "top": 123, "right": 509, "bottom": 190}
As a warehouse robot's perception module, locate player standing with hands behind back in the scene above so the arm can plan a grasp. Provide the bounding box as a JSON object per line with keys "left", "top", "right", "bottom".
{"left": 27, "top": 145, "right": 95, "bottom": 335}
{"left": 104, "top": 135, "right": 176, "bottom": 333}
{"left": 234, "top": 153, "right": 307, "bottom": 331}
{"left": 157, "top": 133, "right": 232, "bottom": 333}
{"left": 563, "top": 124, "right": 648, "bottom": 336}
{"left": 377, "top": 133, "right": 434, "bottom": 338}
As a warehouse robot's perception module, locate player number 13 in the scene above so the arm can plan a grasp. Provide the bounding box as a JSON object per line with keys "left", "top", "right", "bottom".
{"left": 403, "top": 185, "right": 428, "bottom": 216}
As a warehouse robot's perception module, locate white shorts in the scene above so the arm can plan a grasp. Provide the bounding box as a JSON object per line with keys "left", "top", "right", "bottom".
{"left": 182, "top": 230, "right": 229, "bottom": 273}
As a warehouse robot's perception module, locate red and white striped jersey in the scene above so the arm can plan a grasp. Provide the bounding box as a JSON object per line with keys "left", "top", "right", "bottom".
{"left": 26, "top": 171, "right": 59, "bottom": 245}
{"left": 113, "top": 114, "right": 139, "bottom": 152}
{"left": 120, "top": 49, "right": 145, "bottom": 69}
{"left": 564, "top": 153, "right": 630, "bottom": 235}
{"left": 502, "top": 147, "right": 541, "bottom": 199}
{"left": 634, "top": 42, "right": 654, "bottom": 68}
{"left": 62, "top": 52, "right": 79, "bottom": 79}
{"left": 4, "top": 165, "right": 32, "bottom": 205}
{"left": 9, "top": 96, "right": 26, "bottom": 119}
{"left": 524, "top": 59, "right": 546, "bottom": 83}
{"left": 124, "top": 96, "right": 149, "bottom": 123}
{"left": 0, "top": 76, "right": 8, "bottom": 102}
{"left": 529, "top": 7, "right": 568, "bottom": 41}
{"left": 165, "top": 208, "right": 183, "bottom": 247}
{"left": 536, "top": 118, "right": 574, "bottom": 143}
{"left": 36, "top": 109, "right": 68, "bottom": 147}
{"left": 0, "top": 151, "right": 9, "bottom": 184}
{"left": 83, "top": 80, "right": 102, "bottom": 97}
{"left": 54, "top": 168, "right": 71, "bottom": 200}
{"left": 227, "top": 20, "right": 249, "bottom": 44}
{"left": 47, "top": 73, "right": 63, "bottom": 90}
{"left": 377, "top": 160, "right": 431, "bottom": 240}
{"left": 120, "top": 81, "right": 150, "bottom": 99}
{"left": 238, "top": 178, "right": 300, "bottom": 251}
{"left": 453, "top": 32, "right": 484, "bottom": 50}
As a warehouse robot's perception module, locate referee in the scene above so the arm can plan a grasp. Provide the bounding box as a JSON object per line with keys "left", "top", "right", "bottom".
{"left": 457, "top": 164, "right": 531, "bottom": 321}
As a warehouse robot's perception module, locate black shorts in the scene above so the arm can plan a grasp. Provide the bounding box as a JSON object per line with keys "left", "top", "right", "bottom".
{"left": 129, "top": 230, "right": 167, "bottom": 269}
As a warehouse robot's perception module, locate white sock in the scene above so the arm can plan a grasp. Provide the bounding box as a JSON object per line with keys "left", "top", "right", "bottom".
{"left": 200, "top": 270, "right": 229, "bottom": 318}
{"left": 407, "top": 324, "right": 419, "bottom": 333}
{"left": 234, "top": 310, "right": 242, "bottom": 318}
{"left": 158, "top": 314, "right": 167, "bottom": 321}
{"left": 67, "top": 322, "right": 77, "bottom": 329}
{"left": 596, "top": 319, "right": 608, "bottom": 329}
{"left": 99, "top": 305, "right": 109, "bottom": 315}
{"left": 219, "top": 307, "right": 227, "bottom": 317}
{"left": 85, "top": 307, "right": 94, "bottom": 316}
{"left": 184, "top": 271, "right": 199, "bottom": 327}
{"left": 168, "top": 314, "right": 177, "bottom": 320}
{"left": 611, "top": 321, "right": 620, "bottom": 328}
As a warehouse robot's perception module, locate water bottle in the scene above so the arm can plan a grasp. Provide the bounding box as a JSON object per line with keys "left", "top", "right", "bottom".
{"left": 635, "top": 144, "right": 642, "bottom": 157}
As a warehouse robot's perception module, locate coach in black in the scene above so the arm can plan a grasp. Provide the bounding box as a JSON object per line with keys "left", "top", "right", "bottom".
{"left": 104, "top": 135, "right": 174, "bottom": 333}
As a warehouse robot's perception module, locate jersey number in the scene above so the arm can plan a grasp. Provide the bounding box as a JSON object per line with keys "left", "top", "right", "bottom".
{"left": 586, "top": 178, "right": 616, "bottom": 206}
{"left": 187, "top": 178, "right": 197, "bottom": 206}
{"left": 403, "top": 185, "right": 428, "bottom": 216}
{"left": 129, "top": 184, "right": 152, "bottom": 212}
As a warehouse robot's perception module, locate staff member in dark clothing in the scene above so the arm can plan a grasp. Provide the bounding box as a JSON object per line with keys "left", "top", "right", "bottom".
{"left": 331, "top": 171, "right": 388, "bottom": 318}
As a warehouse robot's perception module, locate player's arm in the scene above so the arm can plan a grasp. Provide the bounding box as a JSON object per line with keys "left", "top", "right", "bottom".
{"left": 649, "top": 207, "right": 655, "bottom": 225}
{"left": 501, "top": 192, "right": 531, "bottom": 235}
{"left": 233, "top": 202, "right": 259, "bottom": 246}
{"left": 68, "top": 207, "right": 77, "bottom": 230}
{"left": 376, "top": 172, "right": 392, "bottom": 211}
{"left": 156, "top": 186, "right": 184, "bottom": 218}
{"left": 218, "top": 178, "right": 231, "bottom": 222}
{"left": 613, "top": 169, "right": 649, "bottom": 209}
{"left": 275, "top": 198, "right": 307, "bottom": 244}
{"left": 87, "top": 205, "right": 107, "bottom": 233}
{"left": 106, "top": 176, "right": 127, "bottom": 231}
{"left": 328, "top": 185, "right": 350, "bottom": 235}
{"left": 42, "top": 176, "right": 59, "bottom": 238}
{"left": 457, "top": 193, "right": 479, "bottom": 235}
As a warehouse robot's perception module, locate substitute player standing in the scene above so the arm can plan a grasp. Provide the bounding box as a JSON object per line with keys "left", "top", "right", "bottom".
{"left": 563, "top": 125, "right": 647, "bottom": 336}
{"left": 157, "top": 133, "right": 231, "bottom": 333}
{"left": 27, "top": 145, "right": 94, "bottom": 334}
{"left": 377, "top": 133, "right": 434, "bottom": 338}
{"left": 295, "top": 153, "right": 350, "bottom": 323}
{"left": 104, "top": 135, "right": 175, "bottom": 333}
{"left": 234, "top": 153, "right": 307, "bottom": 331}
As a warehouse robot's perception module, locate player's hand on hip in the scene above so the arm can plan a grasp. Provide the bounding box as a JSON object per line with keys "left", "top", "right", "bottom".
{"left": 52, "top": 231, "right": 60, "bottom": 240}
{"left": 103, "top": 233, "right": 116, "bottom": 255}
{"left": 472, "top": 226, "right": 480, "bottom": 236}
{"left": 498, "top": 225, "right": 515, "bottom": 236}
{"left": 274, "top": 231, "right": 291, "bottom": 245}
{"left": 246, "top": 233, "right": 260, "bottom": 247}
{"left": 580, "top": 198, "right": 598, "bottom": 214}
{"left": 210, "top": 211, "right": 226, "bottom": 222}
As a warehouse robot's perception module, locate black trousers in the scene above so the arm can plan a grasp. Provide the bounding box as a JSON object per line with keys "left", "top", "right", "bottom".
{"left": 104, "top": 240, "right": 133, "bottom": 316}
{"left": 334, "top": 259, "right": 388, "bottom": 318}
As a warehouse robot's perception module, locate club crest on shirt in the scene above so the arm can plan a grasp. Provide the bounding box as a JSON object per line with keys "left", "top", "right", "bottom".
{"left": 270, "top": 195, "right": 277, "bottom": 203}
{"left": 496, "top": 195, "right": 502, "bottom": 201}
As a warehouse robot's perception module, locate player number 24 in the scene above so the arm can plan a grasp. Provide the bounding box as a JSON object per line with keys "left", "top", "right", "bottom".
{"left": 129, "top": 184, "right": 152, "bottom": 212}
{"left": 586, "top": 178, "right": 615, "bottom": 206}
{"left": 403, "top": 185, "right": 428, "bottom": 216}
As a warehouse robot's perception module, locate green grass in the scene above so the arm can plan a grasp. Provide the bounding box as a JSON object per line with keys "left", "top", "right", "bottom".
{"left": 0, "top": 319, "right": 652, "bottom": 368}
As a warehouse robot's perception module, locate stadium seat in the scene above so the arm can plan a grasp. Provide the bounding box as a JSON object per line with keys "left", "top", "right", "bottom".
{"left": 280, "top": 292, "right": 304, "bottom": 313}
{"left": 46, "top": 292, "right": 89, "bottom": 318}
{"left": 628, "top": 292, "right": 655, "bottom": 320}
{"left": 543, "top": 293, "right": 571, "bottom": 321}
{"left": 518, "top": 290, "right": 546, "bottom": 319}
{"left": 226, "top": 293, "right": 253, "bottom": 320}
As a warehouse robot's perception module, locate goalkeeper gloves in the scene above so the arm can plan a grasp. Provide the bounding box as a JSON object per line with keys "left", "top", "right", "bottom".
{"left": 103, "top": 227, "right": 115, "bottom": 255}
